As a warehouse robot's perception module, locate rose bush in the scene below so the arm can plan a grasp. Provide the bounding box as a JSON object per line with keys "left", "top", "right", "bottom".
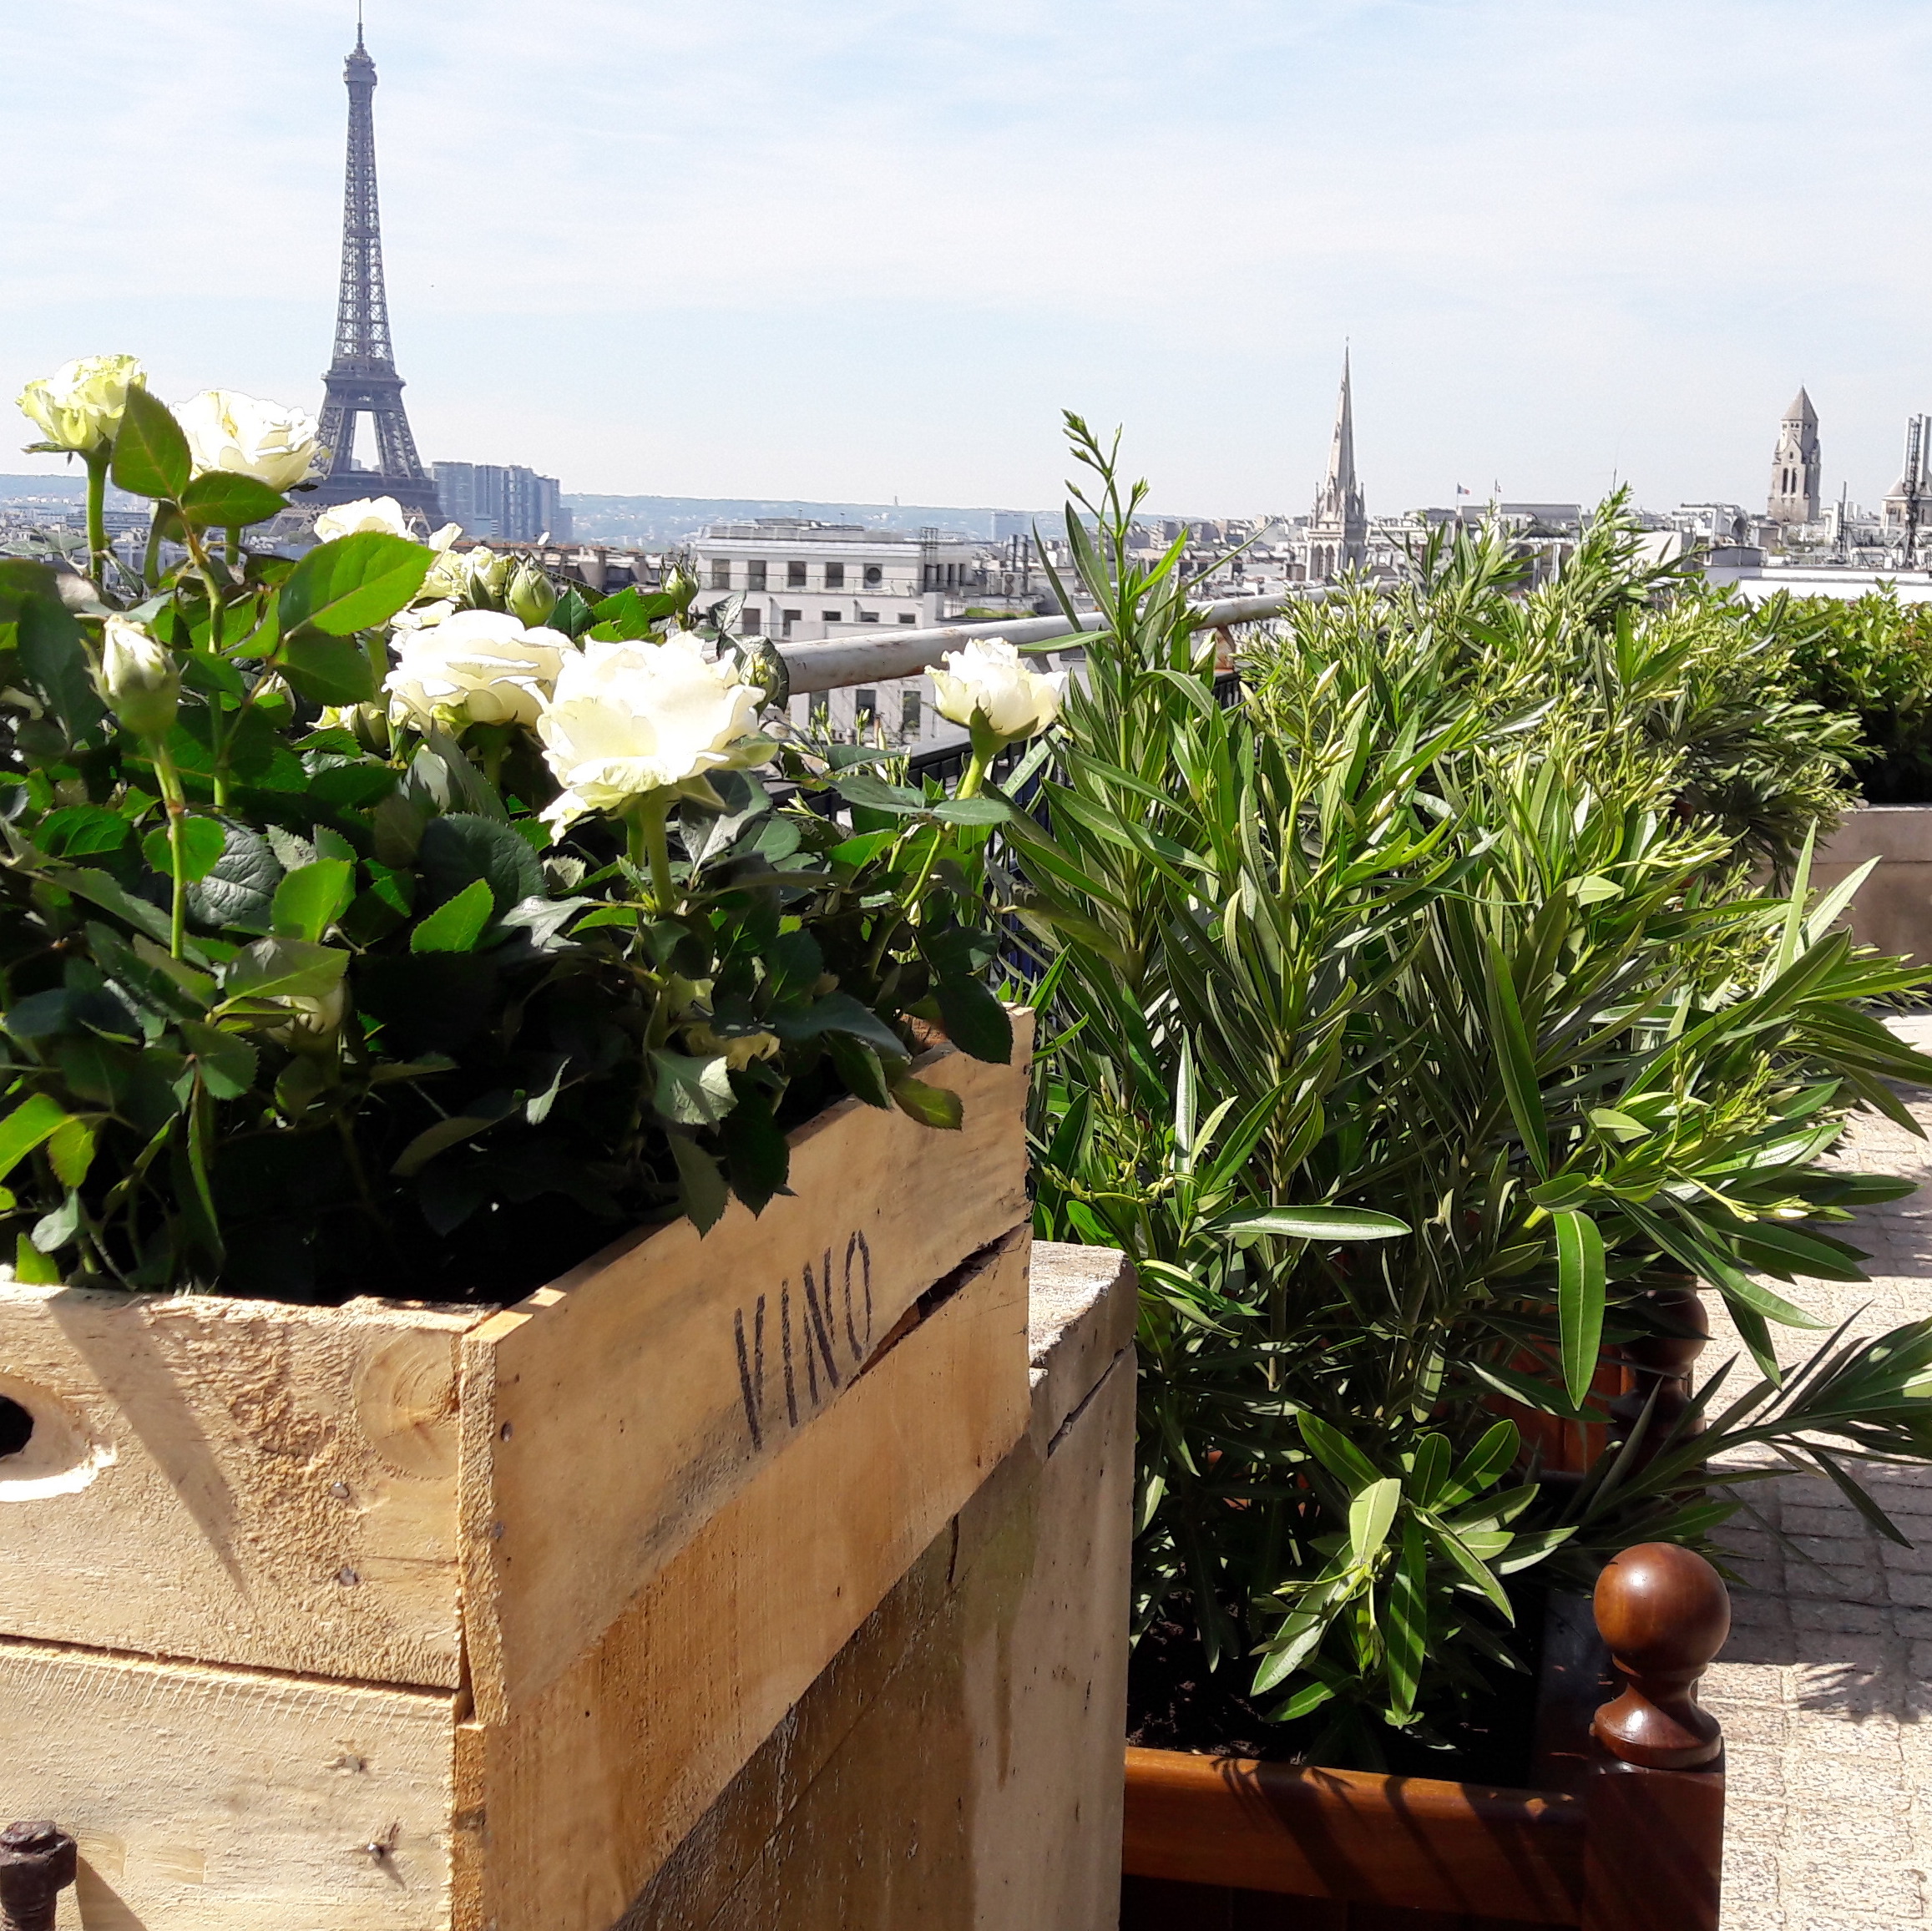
{"left": 0, "top": 364, "right": 1046, "bottom": 1302}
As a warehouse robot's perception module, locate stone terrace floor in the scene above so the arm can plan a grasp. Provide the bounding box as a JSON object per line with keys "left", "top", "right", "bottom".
{"left": 1702, "top": 1015, "right": 1932, "bottom": 1929}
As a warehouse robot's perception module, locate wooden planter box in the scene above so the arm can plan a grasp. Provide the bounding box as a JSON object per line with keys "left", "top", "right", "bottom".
{"left": 0, "top": 1026, "right": 1034, "bottom": 1928}
{"left": 1120, "top": 1547, "right": 1731, "bottom": 1931}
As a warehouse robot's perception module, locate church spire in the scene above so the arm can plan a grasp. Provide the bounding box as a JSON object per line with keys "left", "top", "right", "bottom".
{"left": 1328, "top": 347, "right": 1358, "bottom": 501}
{"left": 1307, "top": 348, "right": 1368, "bottom": 579}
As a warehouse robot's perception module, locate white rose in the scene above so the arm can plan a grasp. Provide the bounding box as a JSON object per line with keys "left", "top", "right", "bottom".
{"left": 175, "top": 389, "right": 323, "bottom": 492}
{"left": 386, "top": 609, "right": 570, "bottom": 731}
{"left": 391, "top": 597, "right": 456, "bottom": 635}
{"left": 267, "top": 979, "right": 347, "bottom": 1050}
{"left": 930, "top": 639, "right": 1065, "bottom": 743}
{"left": 314, "top": 495, "right": 410, "bottom": 542}
{"left": 16, "top": 354, "right": 146, "bottom": 455}
{"left": 427, "top": 541, "right": 512, "bottom": 604}
{"left": 536, "top": 633, "right": 771, "bottom": 822}
{"left": 96, "top": 614, "right": 180, "bottom": 739}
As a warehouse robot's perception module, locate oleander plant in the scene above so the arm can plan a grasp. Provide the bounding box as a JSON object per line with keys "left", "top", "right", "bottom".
{"left": 0, "top": 355, "right": 1061, "bottom": 1302}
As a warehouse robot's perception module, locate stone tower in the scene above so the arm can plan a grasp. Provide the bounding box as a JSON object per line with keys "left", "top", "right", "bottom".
{"left": 1767, "top": 387, "right": 1820, "bottom": 526}
{"left": 1307, "top": 351, "right": 1367, "bottom": 579}
{"left": 311, "top": 21, "right": 441, "bottom": 523}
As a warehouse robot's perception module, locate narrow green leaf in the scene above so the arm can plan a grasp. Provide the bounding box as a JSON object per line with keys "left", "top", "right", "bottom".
{"left": 1484, "top": 935, "right": 1549, "bottom": 1177}
{"left": 1386, "top": 1520, "right": 1428, "bottom": 1719}
{"left": 1554, "top": 1209, "right": 1608, "bottom": 1408}
{"left": 1208, "top": 1206, "right": 1409, "bottom": 1241}
{"left": 1298, "top": 1413, "right": 1383, "bottom": 1494}
{"left": 1348, "top": 1476, "right": 1402, "bottom": 1565}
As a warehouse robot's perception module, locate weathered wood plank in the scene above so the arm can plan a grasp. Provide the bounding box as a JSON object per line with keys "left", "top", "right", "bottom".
{"left": 1122, "top": 1749, "right": 1585, "bottom": 1925}
{"left": 0, "top": 1289, "right": 480, "bottom": 1688}
{"left": 0, "top": 1635, "right": 456, "bottom": 1928}
{"left": 613, "top": 1241, "right": 1135, "bottom": 1931}
{"left": 458, "top": 1025, "right": 1033, "bottom": 1721}
{"left": 465, "top": 1224, "right": 1034, "bottom": 1931}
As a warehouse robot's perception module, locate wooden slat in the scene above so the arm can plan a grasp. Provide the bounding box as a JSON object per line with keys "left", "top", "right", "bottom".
{"left": 459, "top": 1024, "right": 1033, "bottom": 1723}
{"left": 1579, "top": 1761, "right": 1724, "bottom": 1931}
{"left": 1122, "top": 1748, "right": 1585, "bottom": 1927}
{"left": 0, "top": 1635, "right": 456, "bottom": 1928}
{"left": 463, "top": 1225, "right": 1034, "bottom": 1931}
{"left": 0, "top": 1288, "right": 480, "bottom": 1688}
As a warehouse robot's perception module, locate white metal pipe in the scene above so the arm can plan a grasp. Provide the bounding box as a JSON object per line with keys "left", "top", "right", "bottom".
{"left": 776, "top": 592, "right": 1298, "bottom": 695}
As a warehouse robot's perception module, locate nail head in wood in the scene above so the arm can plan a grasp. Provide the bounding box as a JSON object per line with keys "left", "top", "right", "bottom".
{"left": 1591, "top": 1542, "right": 1729, "bottom": 1769}
{"left": 0, "top": 1820, "right": 77, "bottom": 1931}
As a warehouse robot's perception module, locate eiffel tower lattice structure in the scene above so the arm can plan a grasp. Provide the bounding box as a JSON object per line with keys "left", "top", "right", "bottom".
{"left": 310, "top": 22, "right": 442, "bottom": 524}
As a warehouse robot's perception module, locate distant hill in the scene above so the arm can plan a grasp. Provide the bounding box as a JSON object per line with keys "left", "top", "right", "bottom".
{"left": 0, "top": 473, "right": 87, "bottom": 499}
{"left": 560, "top": 494, "right": 1045, "bottom": 547}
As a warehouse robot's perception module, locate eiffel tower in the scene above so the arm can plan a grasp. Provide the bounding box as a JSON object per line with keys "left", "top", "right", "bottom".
{"left": 310, "top": 17, "right": 441, "bottom": 523}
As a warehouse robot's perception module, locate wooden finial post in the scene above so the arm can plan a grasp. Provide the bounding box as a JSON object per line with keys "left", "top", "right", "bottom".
{"left": 1591, "top": 1542, "right": 1729, "bottom": 1768}
{"left": 1610, "top": 1285, "right": 1709, "bottom": 1464}
{"left": 1580, "top": 1544, "right": 1728, "bottom": 1931}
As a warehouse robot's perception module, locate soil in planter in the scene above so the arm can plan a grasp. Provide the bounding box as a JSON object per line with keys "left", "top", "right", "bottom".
{"left": 1126, "top": 1600, "right": 1546, "bottom": 1787}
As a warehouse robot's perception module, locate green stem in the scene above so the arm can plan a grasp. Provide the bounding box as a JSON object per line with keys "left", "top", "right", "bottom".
{"left": 862, "top": 748, "right": 985, "bottom": 980}
{"left": 225, "top": 525, "right": 242, "bottom": 568}
{"left": 83, "top": 447, "right": 110, "bottom": 587}
{"left": 141, "top": 511, "right": 164, "bottom": 589}
{"left": 150, "top": 742, "right": 190, "bottom": 960}
{"left": 629, "top": 793, "right": 676, "bottom": 914}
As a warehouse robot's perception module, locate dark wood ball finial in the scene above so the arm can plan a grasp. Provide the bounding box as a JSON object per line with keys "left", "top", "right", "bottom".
{"left": 1591, "top": 1542, "right": 1730, "bottom": 1769}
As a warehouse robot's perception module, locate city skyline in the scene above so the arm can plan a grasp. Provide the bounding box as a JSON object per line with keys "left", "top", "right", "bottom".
{"left": 3, "top": 2, "right": 1929, "bottom": 516}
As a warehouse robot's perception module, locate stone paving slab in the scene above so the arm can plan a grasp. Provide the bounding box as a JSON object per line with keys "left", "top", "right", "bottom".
{"left": 1700, "top": 1014, "right": 1932, "bottom": 1928}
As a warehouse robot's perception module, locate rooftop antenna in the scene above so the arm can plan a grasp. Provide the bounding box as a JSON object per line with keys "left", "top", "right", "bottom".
{"left": 356, "top": 0, "right": 365, "bottom": 49}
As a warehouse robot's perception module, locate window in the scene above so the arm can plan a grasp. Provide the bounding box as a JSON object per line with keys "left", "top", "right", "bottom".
{"left": 898, "top": 613, "right": 917, "bottom": 624}
{"left": 781, "top": 608, "right": 802, "bottom": 634}
{"left": 822, "top": 609, "right": 842, "bottom": 623}
{"left": 746, "top": 560, "right": 767, "bottom": 591}
{"left": 709, "top": 560, "right": 731, "bottom": 590}
{"left": 823, "top": 563, "right": 845, "bottom": 589}
{"left": 855, "top": 688, "right": 877, "bottom": 727}
{"left": 863, "top": 564, "right": 883, "bottom": 587}
{"left": 786, "top": 561, "right": 807, "bottom": 588}
{"left": 859, "top": 610, "right": 880, "bottom": 623}
{"left": 901, "top": 690, "right": 921, "bottom": 734}
{"left": 741, "top": 606, "right": 763, "bottom": 634}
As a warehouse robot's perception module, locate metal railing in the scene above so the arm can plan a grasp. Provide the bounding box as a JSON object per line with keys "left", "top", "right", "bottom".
{"left": 776, "top": 592, "right": 1299, "bottom": 696}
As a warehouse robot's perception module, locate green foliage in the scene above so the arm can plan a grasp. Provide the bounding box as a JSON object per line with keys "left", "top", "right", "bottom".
{"left": 1014, "top": 420, "right": 1932, "bottom": 1762}
{"left": 0, "top": 390, "right": 1013, "bottom": 1304}
{"left": 1767, "top": 585, "right": 1932, "bottom": 803}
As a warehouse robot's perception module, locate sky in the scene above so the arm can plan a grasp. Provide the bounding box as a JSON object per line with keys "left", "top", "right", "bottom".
{"left": 2, "top": 0, "right": 1928, "bottom": 518}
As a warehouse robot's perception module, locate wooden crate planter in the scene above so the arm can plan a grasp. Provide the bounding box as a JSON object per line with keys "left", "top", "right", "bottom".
{"left": 0, "top": 1028, "right": 1033, "bottom": 1929}
{"left": 1120, "top": 1544, "right": 1731, "bottom": 1931}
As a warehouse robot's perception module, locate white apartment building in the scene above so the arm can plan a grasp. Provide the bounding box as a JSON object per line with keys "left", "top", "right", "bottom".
{"left": 685, "top": 520, "right": 984, "bottom": 642}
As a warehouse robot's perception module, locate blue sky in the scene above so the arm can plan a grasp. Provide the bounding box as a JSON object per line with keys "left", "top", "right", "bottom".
{"left": 2, "top": 0, "right": 1927, "bottom": 517}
